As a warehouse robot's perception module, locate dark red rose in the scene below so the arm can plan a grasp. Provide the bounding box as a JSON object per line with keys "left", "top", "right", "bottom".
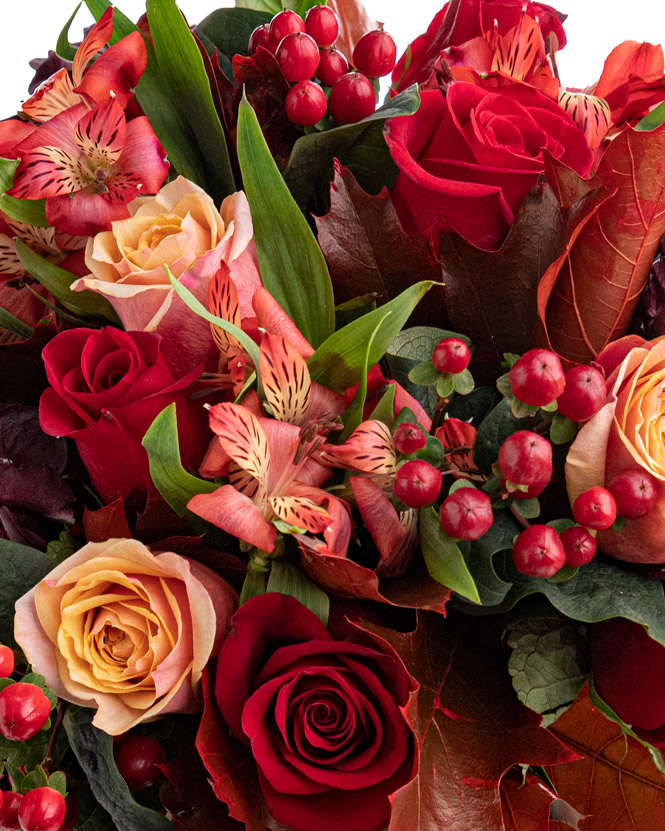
{"left": 385, "top": 83, "right": 593, "bottom": 249}
{"left": 208, "top": 593, "right": 417, "bottom": 831}
{"left": 590, "top": 616, "right": 665, "bottom": 747}
{"left": 39, "top": 327, "right": 205, "bottom": 502}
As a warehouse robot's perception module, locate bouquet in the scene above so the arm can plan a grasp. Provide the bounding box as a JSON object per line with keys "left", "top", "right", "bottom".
{"left": 1, "top": 1, "right": 665, "bottom": 829}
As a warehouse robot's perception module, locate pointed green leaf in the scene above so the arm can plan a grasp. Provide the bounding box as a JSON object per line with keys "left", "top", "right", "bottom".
{"left": 56, "top": 2, "right": 82, "bottom": 60}
{"left": 237, "top": 96, "right": 335, "bottom": 348}
{"left": 267, "top": 559, "right": 329, "bottom": 626}
{"left": 420, "top": 506, "right": 480, "bottom": 603}
{"left": 636, "top": 99, "right": 665, "bottom": 131}
{"left": 368, "top": 384, "right": 396, "bottom": 427}
{"left": 0, "top": 307, "right": 33, "bottom": 340}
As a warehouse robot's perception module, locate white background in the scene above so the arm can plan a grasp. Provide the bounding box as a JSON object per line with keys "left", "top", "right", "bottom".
{"left": 1, "top": 1, "right": 665, "bottom": 114}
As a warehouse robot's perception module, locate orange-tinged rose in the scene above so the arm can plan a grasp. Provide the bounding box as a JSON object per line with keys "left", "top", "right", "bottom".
{"left": 70, "top": 176, "right": 261, "bottom": 373}
{"left": 566, "top": 336, "right": 665, "bottom": 563}
{"left": 14, "top": 538, "right": 237, "bottom": 734}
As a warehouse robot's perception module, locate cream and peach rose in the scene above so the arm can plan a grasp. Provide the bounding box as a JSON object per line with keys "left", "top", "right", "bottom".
{"left": 71, "top": 176, "right": 261, "bottom": 372}
{"left": 14, "top": 538, "right": 237, "bottom": 734}
{"left": 566, "top": 335, "right": 665, "bottom": 563}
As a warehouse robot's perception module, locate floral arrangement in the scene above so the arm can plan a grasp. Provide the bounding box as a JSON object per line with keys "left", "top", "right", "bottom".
{"left": 1, "top": 0, "right": 665, "bottom": 829}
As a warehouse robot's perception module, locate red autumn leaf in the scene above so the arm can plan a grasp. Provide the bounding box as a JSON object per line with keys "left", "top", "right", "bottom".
{"left": 501, "top": 770, "right": 556, "bottom": 831}
{"left": 358, "top": 613, "right": 579, "bottom": 831}
{"left": 327, "top": 0, "right": 376, "bottom": 62}
{"left": 83, "top": 499, "right": 132, "bottom": 542}
{"left": 315, "top": 162, "right": 444, "bottom": 326}
{"left": 547, "top": 684, "right": 665, "bottom": 831}
{"left": 538, "top": 124, "right": 665, "bottom": 363}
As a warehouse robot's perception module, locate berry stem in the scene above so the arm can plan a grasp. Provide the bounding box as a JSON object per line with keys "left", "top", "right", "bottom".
{"left": 430, "top": 395, "right": 449, "bottom": 434}
{"left": 42, "top": 699, "right": 68, "bottom": 774}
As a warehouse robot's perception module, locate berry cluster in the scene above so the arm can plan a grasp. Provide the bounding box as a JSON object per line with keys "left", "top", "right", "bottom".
{"left": 247, "top": 6, "right": 397, "bottom": 126}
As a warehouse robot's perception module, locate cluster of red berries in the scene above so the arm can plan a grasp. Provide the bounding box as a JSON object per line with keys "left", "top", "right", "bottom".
{"left": 248, "top": 7, "right": 397, "bottom": 126}
{"left": 0, "top": 787, "right": 71, "bottom": 831}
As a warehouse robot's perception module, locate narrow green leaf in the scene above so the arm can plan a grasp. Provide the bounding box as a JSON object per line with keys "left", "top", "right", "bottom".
{"left": 0, "top": 156, "right": 18, "bottom": 192}
{"left": 420, "top": 506, "right": 480, "bottom": 603}
{"left": 368, "top": 384, "right": 395, "bottom": 427}
{"left": 0, "top": 307, "right": 33, "bottom": 339}
{"left": 142, "top": 404, "right": 217, "bottom": 516}
{"left": 308, "top": 281, "right": 435, "bottom": 392}
{"left": 408, "top": 359, "right": 441, "bottom": 386}
{"left": 0, "top": 157, "right": 48, "bottom": 227}
{"left": 636, "top": 99, "right": 665, "bottom": 131}
{"left": 0, "top": 540, "right": 54, "bottom": 648}
{"left": 237, "top": 95, "right": 335, "bottom": 348}
{"left": 267, "top": 559, "right": 330, "bottom": 626}
{"left": 84, "top": 0, "right": 136, "bottom": 40}
{"left": 56, "top": 2, "right": 82, "bottom": 60}
{"left": 14, "top": 240, "right": 118, "bottom": 321}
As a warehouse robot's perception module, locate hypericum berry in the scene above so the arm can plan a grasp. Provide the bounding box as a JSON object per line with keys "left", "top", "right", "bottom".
{"left": 0, "top": 644, "right": 14, "bottom": 677}
{"left": 432, "top": 337, "right": 471, "bottom": 375}
{"left": 509, "top": 348, "right": 565, "bottom": 407}
{"left": 248, "top": 24, "right": 274, "bottom": 55}
{"left": 440, "top": 487, "right": 493, "bottom": 540}
{"left": 0, "top": 683, "right": 51, "bottom": 741}
{"left": 0, "top": 791, "right": 23, "bottom": 831}
{"left": 512, "top": 525, "right": 566, "bottom": 577}
{"left": 285, "top": 80, "right": 328, "bottom": 126}
{"left": 269, "top": 10, "right": 305, "bottom": 45}
{"left": 560, "top": 525, "right": 597, "bottom": 566}
{"left": 608, "top": 469, "right": 660, "bottom": 520}
{"left": 316, "top": 46, "right": 349, "bottom": 85}
{"left": 352, "top": 28, "right": 397, "bottom": 77}
{"left": 498, "top": 431, "right": 552, "bottom": 487}
{"left": 393, "top": 460, "right": 442, "bottom": 508}
{"left": 305, "top": 4, "right": 340, "bottom": 46}
{"left": 573, "top": 486, "right": 617, "bottom": 530}
{"left": 276, "top": 32, "right": 320, "bottom": 82}
{"left": 114, "top": 735, "right": 167, "bottom": 791}
{"left": 328, "top": 72, "right": 375, "bottom": 124}
{"left": 556, "top": 364, "right": 607, "bottom": 422}
{"left": 17, "top": 788, "right": 66, "bottom": 831}
{"left": 393, "top": 423, "right": 427, "bottom": 455}
{"left": 59, "top": 796, "right": 80, "bottom": 831}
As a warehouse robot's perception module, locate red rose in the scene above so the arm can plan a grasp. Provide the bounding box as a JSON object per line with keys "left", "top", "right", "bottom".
{"left": 590, "top": 616, "right": 665, "bottom": 747}
{"left": 385, "top": 83, "right": 593, "bottom": 249}
{"left": 39, "top": 327, "right": 205, "bottom": 502}
{"left": 207, "top": 593, "right": 417, "bottom": 831}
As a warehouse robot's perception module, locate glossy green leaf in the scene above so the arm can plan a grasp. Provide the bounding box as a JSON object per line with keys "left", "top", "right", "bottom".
{"left": 84, "top": 0, "right": 135, "bottom": 40}
{"left": 473, "top": 398, "right": 522, "bottom": 474}
{"left": 420, "top": 506, "right": 480, "bottom": 604}
{"left": 0, "top": 307, "right": 33, "bottom": 339}
{"left": 142, "top": 403, "right": 217, "bottom": 516}
{"left": 308, "top": 281, "right": 435, "bottom": 392}
{"left": 267, "top": 559, "right": 330, "bottom": 626}
{"left": 56, "top": 2, "right": 82, "bottom": 60}
{"left": 0, "top": 540, "right": 53, "bottom": 648}
{"left": 368, "top": 383, "right": 395, "bottom": 427}
{"left": 14, "top": 240, "right": 118, "bottom": 321}
{"left": 237, "top": 96, "right": 335, "bottom": 348}
{"left": 636, "top": 99, "right": 665, "bottom": 131}
{"left": 195, "top": 8, "right": 271, "bottom": 61}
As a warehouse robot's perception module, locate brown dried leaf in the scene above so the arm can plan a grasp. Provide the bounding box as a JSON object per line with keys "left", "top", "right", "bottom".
{"left": 327, "top": 0, "right": 376, "bottom": 61}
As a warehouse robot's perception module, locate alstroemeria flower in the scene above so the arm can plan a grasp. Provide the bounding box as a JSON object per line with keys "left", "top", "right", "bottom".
{"left": 9, "top": 98, "right": 168, "bottom": 237}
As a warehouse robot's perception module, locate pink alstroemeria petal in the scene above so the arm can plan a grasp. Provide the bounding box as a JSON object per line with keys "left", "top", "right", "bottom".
{"left": 207, "top": 402, "right": 270, "bottom": 496}
{"left": 21, "top": 69, "right": 80, "bottom": 123}
{"left": 45, "top": 191, "right": 133, "bottom": 237}
{"left": 269, "top": 495, "right": 329, "bottom": 534}
{"left": 75, "top": 32, "right": 146, "bottom": 109}
{"left": 119, "top": 116, "right": 169, "bottom": 193}
{"left": 71, "top": 6, "right": 115, "bottom": 86}
{"left": 321, "top": 420, "right": 397, "bottom": 475}
{"left": 208, "top": 262, "right": 242, "bottom": 356}
{"left": 252, "top": 286, "right": 314, "bottom": 359}
{"left": 74, "top": 98, "right": 126, "bottom": 167}
{"left": 188, "top": 485, "right": 276, "bottom": 552}
{"left": 260, "top": 334, "right": 311, "bottom": 425}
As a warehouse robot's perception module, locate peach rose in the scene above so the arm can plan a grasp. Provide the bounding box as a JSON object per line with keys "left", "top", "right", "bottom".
{"left": 71, "top": 176, "right": 261, "bottom": 373}
{"left": 566, "top": 335, "right": 665, "bottom": 563}
{"left": 14, "top": 538, "right": 237, "bottom": 734}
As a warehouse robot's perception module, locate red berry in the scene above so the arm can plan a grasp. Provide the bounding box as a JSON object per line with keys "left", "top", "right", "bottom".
{"left": 556, "top": 364, "right": 607, "bottom": 422}
{"left": 316, "top": 46, "right": 349, "bottom": 85}
{"left": 17, "top": 788, "right": 66, "bottom": 831}
{"left": 560, "top": 525, "right": 597, "bottom": 566}
{"left": 276, "top": 32, "right": 320, "bottom": 82}
{"left": 0, "top": 683, "right": 51, "bottom": 741}
{"left": 0, "top": 792, "right": 23, "bottom": 831}
{"left": 509, "top": 348, "right": 565, "bottom": 407}
{"left": 432, "top": 337, "right": 471, "bottom": 375}
{"left": 114, "top": 735, "right": 167, "bottom": 790}
{"left": 352, "top": 28, "right": 397, "bottom": 77}
{"left": 440, "top": 487, "right": 493, "bottom": 540}
{"left": 305, "top": 4, "right": 340, "bottom": 46}
{"left": 0, "top": 645, "right": 14, "bottom": 678}
{"left": 573, "top": 486, "right": 617, "bottom": 530}
{"left": 512, "top": 525, "right": 566, "bottom": 577}
{"left": 328, "top": 72, "right": 375, "bottom": 124}
{"left": 498, "top": 431, "right": 552, "bottom": 487}
{"left": 248, "top": 24, "right": 274, "bottom": 55}
{"left": 269, "top": 10, "right": 305, "bottom": 45}
{"left": 608, "top": 469, "right": 660, "bottom": 519}
{"left": 393, "top": 423, "right": 427, "bottom": 455}
{"left": 393, "top": 460, "right": 442, "bottom": 508}
{"left": 59, "top": 796, "right": 80, "bottom": 831}
{"left": 285, "top": 80, "right": 327, "bottom": 126}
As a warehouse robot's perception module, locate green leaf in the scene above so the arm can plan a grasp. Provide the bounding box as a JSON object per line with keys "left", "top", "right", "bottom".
{"left": 453, "top": 368, "right": 475, "bottom": 395}
{"left": 56, "top": 2, "right": 82, "bottom": 60}
{"left": 550, "top": 412, "right": 578, "bottom": 444}
{"left": 510, "top": 398, "right": 539, "bottom": 418}
{"left": 420, "top": 506, "right": 480, "bottom": 604}
{"left": 237, "top": 96, "right": 334, "bottom": 348}
{"left": 636, "top": 99, "right": 665, "bottom": 131}
{"left": 496, "top": 372, "right": 512, "bottom": 398}
{"left": 283, "top": 86, "right": 421, "bottom": 209}
{"left": 239, "top": 562, "right": 268, "bottom": 605}
{"left": 267, "top": 559, "right": 330, "bottom": 626}
{"left": 0, "top": 730, "right": 51, "bottom": 772}
{"left": 64, "top": 706, "right": 173, "bottom": 831}
{"left": 195, "top": 8, "right": 271, "bottom": 62}
{"left": 541, "top": 399, "right": 558, "bottom": 413}
{"left": 236, "top": 0, "right": 281, "bottom": 11}
{"left": 512, "top": 498, "right": 541, "bottom": 519}
{"left": 368, "top": 384, "right": 395, "bottom": 427}
{"left": 459, "top": 511, "right": 517, "bottom": 610}
{"left": 48, "top": 770, "right": 67, "bottom": 797}
{"left": 473, "top": 398, "right": 522, "bottom": 474}
{"left": 506, "top": 615, "right": 589, "bottom": 727}
{"left": 0, "top": 540, "right": 54, "bottom": 648}
{"left": 46, "top": 530, "right": 80, "bottom": 564}
{"left": 436, "top": 374, "right": 455, "bottom": 399}
{"left": 142, "top": 404, "right": 217, "bottom": 516}
{"left": 295, "top": 0, "right": 327, "bottom": 14}
{"left": 448, "top": 479, "right": 477, "bottom": 495}
{"left": 14, "top": 240, "right": 118, "bottom": 321}
{"left": 0, "top": 157, "right": 19, "bottom": 192}
{"left": 419, "top": 434, "right": 445, "bottom": 467}
{"left": 408, "top": 359, "right": 441, "bottom": 386}
{"left": 308, "top": 281, "right": 435, "bottom": 392}
{"left": 0, "top": 306, "right": 33, "bottom": 339}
